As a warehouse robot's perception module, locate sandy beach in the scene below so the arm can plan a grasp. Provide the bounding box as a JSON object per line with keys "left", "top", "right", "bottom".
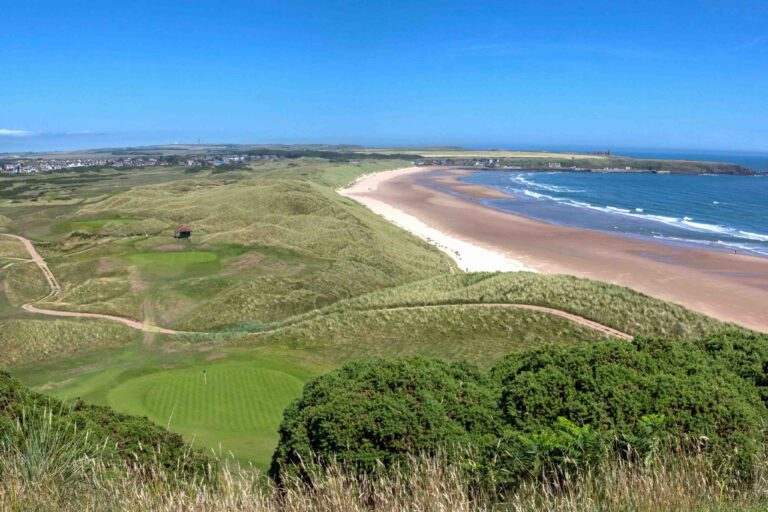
{"left": 340, "top": 167, "right": 768, "bottom": 333}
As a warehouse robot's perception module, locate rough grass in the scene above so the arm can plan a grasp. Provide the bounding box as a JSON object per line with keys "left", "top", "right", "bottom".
{"left": 78, "top": 176, "right": 452, "bottom": 278}
{"left": 4, "top": 436, "right": 768, "bottom": 511}
{"left": 258, "top": 306, "right": 612, "bottom": 367}
{"left": 48, "top": 162, "right": 455, "bottom": 330}
{"left": 277, "top": 272, "right": 730, "bottom": 340}
{"left": 0, "top": 317, "right": 136, "bottom": 367}
{"left": 2, "top": 261, "right": 49, "bottom": 306}
{"left": 0, "top": 239, "right": 30, "bottom": 259}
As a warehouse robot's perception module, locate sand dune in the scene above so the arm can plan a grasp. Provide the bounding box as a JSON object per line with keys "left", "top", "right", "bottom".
{"left": 340, "top": 167, "right": 768, "bottom": 333}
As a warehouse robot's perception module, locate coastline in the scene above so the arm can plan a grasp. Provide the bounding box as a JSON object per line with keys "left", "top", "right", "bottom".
{"left": 340, "top": 167, "right": 533, "bottom": 272}
{"left": 340, "top": 167, "right": 768, "bottom": 333}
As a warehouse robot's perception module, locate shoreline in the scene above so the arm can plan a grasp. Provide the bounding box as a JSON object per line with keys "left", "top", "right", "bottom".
{"left": 340, "top": 167, "right": 768, "bottom": 333}
{"left": 340, "top": 168, "right": 533, "bottom": 272}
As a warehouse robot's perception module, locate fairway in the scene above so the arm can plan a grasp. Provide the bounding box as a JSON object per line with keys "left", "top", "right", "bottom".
{"left": 127, "top": 251, "right": 219, "bottom": 267}
{"left": 58, "top": 218, "right": 136, "bottom": 233}
{"left": 107, "top": 361, "right": 306, "bottom": 466}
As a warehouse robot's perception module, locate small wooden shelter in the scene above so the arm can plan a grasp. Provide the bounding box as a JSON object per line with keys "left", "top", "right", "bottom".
{"left": 174, "top": 226, "right": 192, "bottom": 239}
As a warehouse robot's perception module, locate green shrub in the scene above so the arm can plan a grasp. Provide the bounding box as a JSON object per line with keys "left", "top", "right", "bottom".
{"left": 269, "top": 357, "right": 500, "bottom": 480}
{"left": 271, "top": 335, "right": 768, "bottom": 487}
{"left": 699, "top": 330, "right": 768, "bottom": 399}
{"left": 491, "top": 339, "right": 768, "bottom": 476}
{"left": 0, "top": 371, "right": 211, "bottom": 479}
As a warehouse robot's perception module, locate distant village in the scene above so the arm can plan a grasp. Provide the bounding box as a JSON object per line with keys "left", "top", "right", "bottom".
{"left": 413, "top": 158, "right": 615, "bottom": 172}
{"left": 0, "top": 152, "right": 283, "bottom": 174}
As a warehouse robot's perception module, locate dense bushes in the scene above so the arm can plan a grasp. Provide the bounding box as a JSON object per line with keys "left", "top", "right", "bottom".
{"left": 0, "top": 371, "right": 211, "bottom": 478}
{"left": 269, "top": 357, "right": 499, "bottom": 479}
{"left": 271, "top": 332, "right": 768, "bottom": 485}
{"left": 494, "top": 337, "right": 766, "bottom": 450}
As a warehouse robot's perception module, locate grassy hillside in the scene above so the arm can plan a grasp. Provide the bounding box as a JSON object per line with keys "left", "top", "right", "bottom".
{"left": 257, "top": 306, "right": 613, "bottom": 367}
{"left": 0, "top": 317, "right": 137, "bottom": 367}
{"left": 6, "top": 159, "right": 453, "bottom": 331}
{"left": 9, "top": 269, "right": 734, "bottom": 468}
{"left": 261, "top": 272, "right": 730, "bottom": 340}
{"left": 0, "top": 156, "right": 739, "bottom": 472}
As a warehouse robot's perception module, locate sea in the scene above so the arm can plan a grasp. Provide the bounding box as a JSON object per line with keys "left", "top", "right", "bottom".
{"left": 460, "top": 170, "right": 768, "bottom": 258}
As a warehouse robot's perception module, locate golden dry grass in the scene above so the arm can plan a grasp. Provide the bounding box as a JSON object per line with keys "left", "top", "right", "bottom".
{"left": 0, "top": 318, "right": 136, "bottom": 367}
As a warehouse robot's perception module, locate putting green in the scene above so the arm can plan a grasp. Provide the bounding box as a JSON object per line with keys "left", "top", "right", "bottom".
{"left": 127, "top": 251, "right": 219, "bottom": 267}
{"left": 107, "top": 361, "right": 306, "bottom": 466}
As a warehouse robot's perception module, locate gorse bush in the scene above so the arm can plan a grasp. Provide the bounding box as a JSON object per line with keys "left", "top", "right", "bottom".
{"left": 493, "top": 337, "right": 767, "bottom": 451}
{"left": 272, "top": 333, "right": 768, "bottom": 487}
{"left": 269, "top": 357, "right": 500, "bottom": 480}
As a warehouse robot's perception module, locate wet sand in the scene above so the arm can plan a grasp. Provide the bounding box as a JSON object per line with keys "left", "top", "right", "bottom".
{"left": 343, "top": 167, "right": 768, "bottom": 333}
{"left": 429, "top": 170, "right": 518, "bottom": 199}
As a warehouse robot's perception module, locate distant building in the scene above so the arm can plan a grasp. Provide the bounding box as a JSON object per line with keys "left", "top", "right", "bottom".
{"left": 174, "top": 226, "right": 192, "bottom": 239}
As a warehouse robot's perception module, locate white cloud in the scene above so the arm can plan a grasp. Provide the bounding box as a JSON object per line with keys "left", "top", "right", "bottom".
{"left": 0, "top": 129, "right": 35, "bottom": 137}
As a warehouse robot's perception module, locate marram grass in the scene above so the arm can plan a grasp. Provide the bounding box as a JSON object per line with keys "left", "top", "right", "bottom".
{"left": 4, "top": 418, "right": 768, "bottom": 512}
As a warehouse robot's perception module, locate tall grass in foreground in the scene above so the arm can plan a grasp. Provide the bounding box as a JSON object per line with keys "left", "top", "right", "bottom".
{"left": 3, "top": 413, "right": 768, "bottom": 512}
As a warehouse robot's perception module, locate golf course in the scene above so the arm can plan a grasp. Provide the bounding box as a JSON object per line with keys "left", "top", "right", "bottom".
{"left": 0, "top": 153, "right": 745, "bottom": 469}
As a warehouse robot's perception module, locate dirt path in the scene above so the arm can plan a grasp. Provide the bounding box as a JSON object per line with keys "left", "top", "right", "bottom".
{"left": 1, "top": 233, "right": 180, "bottom": 334}
{"left": 1, "top": 234, "right": 61, "bottom": 300}
{"left": 2, "top": 233, "right": 633, "bottom": 341}
{"left": 379, "top": 303, "right": 633, "bottom": 340}
{"left": 255, "top": 303, "right": 634, "bottom": 341}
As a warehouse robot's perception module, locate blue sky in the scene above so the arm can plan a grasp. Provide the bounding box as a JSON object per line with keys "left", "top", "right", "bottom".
{"left": 1, "top": 0, "right": 767, "bottom": 152}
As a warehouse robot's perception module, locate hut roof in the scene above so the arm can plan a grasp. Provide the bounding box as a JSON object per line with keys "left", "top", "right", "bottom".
{"left": 175, "top": 226, "right": 192, "bottom": 233}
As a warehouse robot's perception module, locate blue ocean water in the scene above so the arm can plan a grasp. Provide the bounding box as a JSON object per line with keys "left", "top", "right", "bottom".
{"left": 461, "top": 171, "right": 768, "bottom": 257}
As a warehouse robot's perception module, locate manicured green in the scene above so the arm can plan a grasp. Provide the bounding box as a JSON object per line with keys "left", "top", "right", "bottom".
{"left": 107, "top": 360, "right": 309, "bottom": 467}
{"left": 126, "top": 251, "right": 219, "bottom": 270}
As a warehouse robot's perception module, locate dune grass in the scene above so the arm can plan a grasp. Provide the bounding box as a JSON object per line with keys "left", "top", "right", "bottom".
{"left": 0, "top": 238, "right": 30, "bottom": 259}
{"left": 0, "top": 159, "right": 451, "bottom": 330}
{"left": 276, "top": 272, "right": 730, "bottom": 339}
{"left": 4, "top": 428, "right": 768, "bottom": 512}
{"left": 2, "top": 261, "right": 49, "bottom": 306}
{"left": 0, "top": 317, "right": 137, "bottom": 367}
{"left": 258, "top": 305, "right": 613, "bottom": 367}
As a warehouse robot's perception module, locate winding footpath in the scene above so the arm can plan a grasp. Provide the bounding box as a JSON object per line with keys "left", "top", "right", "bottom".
{"left": 380, "top": 303, "right": 633, "bottom": 341}
{"left": 1, "top": 233, "right": 178, "bottom": 334}
{"left": 1, "top": 233, "right": 633, "bottom": 341}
